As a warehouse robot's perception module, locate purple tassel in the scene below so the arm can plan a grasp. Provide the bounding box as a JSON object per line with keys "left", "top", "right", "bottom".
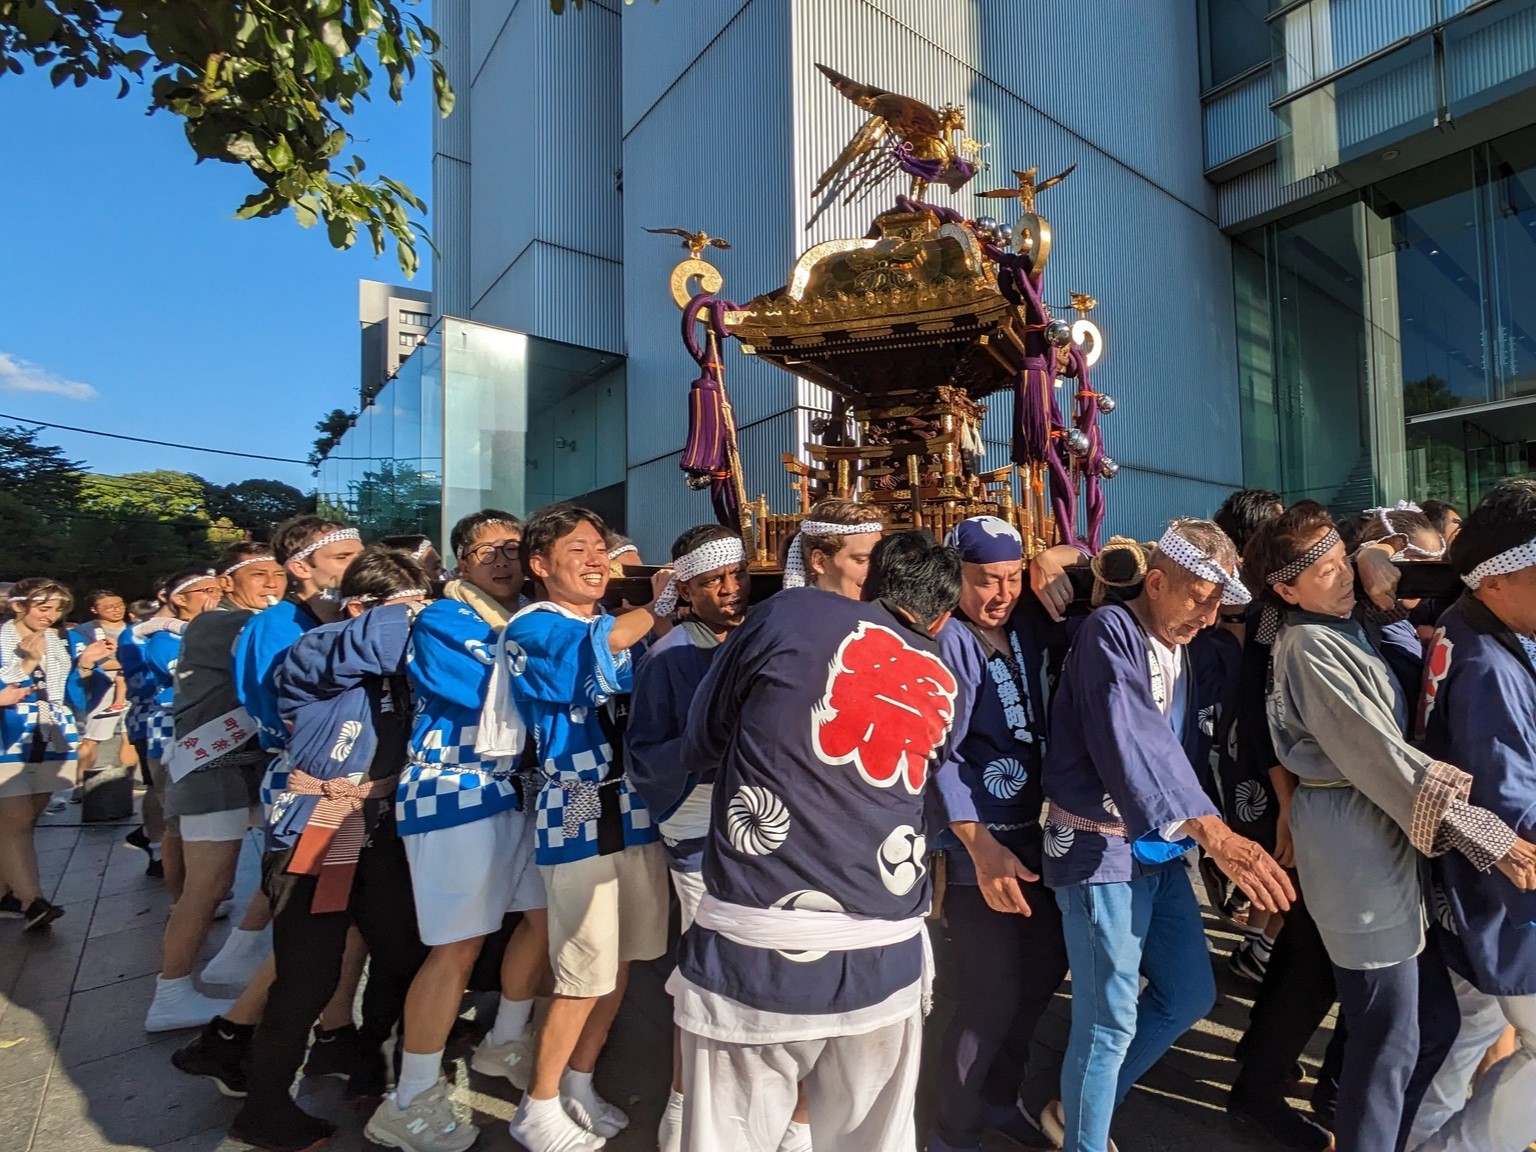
{"left": 679, "top": 294, "right": 742, "bottom": 527}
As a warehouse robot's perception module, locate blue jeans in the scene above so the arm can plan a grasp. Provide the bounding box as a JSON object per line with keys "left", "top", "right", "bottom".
{"left": 1054, "top": 869, "right": 1216, "bottom": 1152}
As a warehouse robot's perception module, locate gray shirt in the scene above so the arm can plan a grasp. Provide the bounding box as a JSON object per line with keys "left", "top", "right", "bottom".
{"left": 1268, "top": 612, "right": 1453, "bottom": 969}
{"left": 167, "top": 601, "right": 266, "bottom": 817}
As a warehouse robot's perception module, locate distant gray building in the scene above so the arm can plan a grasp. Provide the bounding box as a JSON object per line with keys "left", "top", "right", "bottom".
{"left": 320, "top": 0, "right": 1536, "bottom": 551}
{"left": 358, "top": 279, "right": 432, "bottom": 402}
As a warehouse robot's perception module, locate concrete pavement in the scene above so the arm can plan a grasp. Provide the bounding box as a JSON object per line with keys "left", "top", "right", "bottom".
{"left": 0, "top": 799, "right": 1326, "bottom": 1151}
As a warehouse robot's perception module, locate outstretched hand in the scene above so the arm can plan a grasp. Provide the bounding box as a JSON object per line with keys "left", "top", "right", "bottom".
{"left": 956, "top": 823, "right": 1036, "bottom": 916}
{"left": 1496, "top": 838, "right": 1536, "bottom": 891}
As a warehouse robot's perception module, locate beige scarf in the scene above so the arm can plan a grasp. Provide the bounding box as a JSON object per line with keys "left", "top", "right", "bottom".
{"left": 443, "top": 578, "right": 514, "bottom": 629}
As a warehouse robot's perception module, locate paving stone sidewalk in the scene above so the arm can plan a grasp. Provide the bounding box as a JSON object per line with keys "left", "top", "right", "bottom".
{"left": 0, "top": 796, "right": 1326, "bottom": 1151}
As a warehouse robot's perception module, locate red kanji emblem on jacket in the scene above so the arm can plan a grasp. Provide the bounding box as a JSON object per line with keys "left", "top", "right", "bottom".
{"left": 812, "top": 622, "right": 958, "bottom": 794}
{"left": 1416, "top": 627, "right": 1454, "bottom": 737}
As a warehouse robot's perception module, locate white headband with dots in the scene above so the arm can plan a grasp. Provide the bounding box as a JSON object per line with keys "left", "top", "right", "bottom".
{"left": 220, "top": 554, "right": 276, "bottom": 575}
{"left": 289, "top": 528, "right": 361, "bottom": 564}
{"left": 1463, "top": 540, "right": 1536, "bottom": 590}
{"left": 783, "top": 520, "right": 881, "bottom": 588}
{"left": 653, "top": 537, "right": 746, "bottom": 616}
{"left": 169, "top": 572, "right": 219, "bottom": 599}
{"left": 1156, "top": 527, "right": 1251, "bottom": 606}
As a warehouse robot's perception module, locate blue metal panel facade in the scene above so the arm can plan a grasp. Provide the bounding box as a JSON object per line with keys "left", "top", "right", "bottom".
{"left": 463, "top": 0, "right": 622, "bottom": 355}
{"left": 1204, "top": 71, "right": 1277, "bottom": 169}
{"left": 621, "top": 0, "right": 797, "bottom": 473}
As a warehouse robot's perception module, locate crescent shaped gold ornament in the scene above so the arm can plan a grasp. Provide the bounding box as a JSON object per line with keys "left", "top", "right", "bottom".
{"left": 1012, "top": 212, "right": 1052, "bottom": 275}
{"left": 1072, "top": 319, "right": 1105, "bottom": 367}
{"left": 670, "top": 258, "right": 724, "bottom": 311}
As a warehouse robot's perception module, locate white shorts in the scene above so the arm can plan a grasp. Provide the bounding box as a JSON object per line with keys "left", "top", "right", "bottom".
{"left": 405, "top": 807, "right": 545, "bottom": 946}
{"left": 671, "top": 867, "right": 706, "bottom": 934}
{"left": 81, "top": 710, "right": 124, "bottom": 743}
{"left": 180, "top": 805, "right": 260, "bottom": 842}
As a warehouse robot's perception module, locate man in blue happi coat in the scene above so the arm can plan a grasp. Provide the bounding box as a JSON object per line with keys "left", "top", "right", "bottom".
{"left": 1413, "top": 478, "right": 1536, "bottom": 1152}
{"left": 504, "top": 504, "right": 673, "bottom": 1152}
{"left": 1042, "top": 519, "right": 1294, "bottom": 1152}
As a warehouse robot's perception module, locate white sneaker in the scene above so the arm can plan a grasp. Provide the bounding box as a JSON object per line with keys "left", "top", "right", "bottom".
{"left": 200, "top": 927, "right": 271, "bottom": 988}
{"left": 470, "top": 1032, "right": 535, "bottom": 1091}
{"left": 509, "top": 1094, "right": 604, "bottom": 1152}
{"left": 143, "top": 976, "right": 236, "bottom": 1033}
{"left": 364, "top": 1079, "right": 478, "bottom": 1152}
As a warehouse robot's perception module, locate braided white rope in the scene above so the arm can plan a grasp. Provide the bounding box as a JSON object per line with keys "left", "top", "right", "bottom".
{"left": 1463, "top": 540, "right": 1536, "bottom": 590}
{"left": 783, "top": 520, "right": 881, "bottom": 589}
{"left": 289, "top": 528, "right": 361, "bottom": 564}
{"left": 345, "top": 587, "right": 431, "bottom": 606}
{"left": 169, "top": 572, "right": 218, "bottom": 599}
{"left": 220, "top": 554, "right": 276, "bottom": 576}
{"left": 653, "top": 537, "right": 746, "bottom": 616}
{"left": 1155, "top": 527, "right": 1250, "bottom": 606}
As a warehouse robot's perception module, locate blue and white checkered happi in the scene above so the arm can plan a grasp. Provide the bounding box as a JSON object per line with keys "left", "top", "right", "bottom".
{"left": 259, "top": 751, "right": 291, "bottom": 812}
{"left": 395, "top": 763, "right": 518, "bottom": 836}
{"left": 145, "top": 708, "right": 175, "bottom": 761}
{"left": 531, "top": 742, "right": 656, "bottom": 864}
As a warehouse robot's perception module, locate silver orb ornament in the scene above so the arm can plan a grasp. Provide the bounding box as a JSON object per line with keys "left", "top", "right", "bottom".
{"left": 1065, "top": 429, "right": 1091, "bottom": 458}
{"left": 1098, "top": 457, "right": 1120, "bottom": 480}
{"left": 996, "top": 222, "right": 1014, "bottom": 246}
{"left": 972, "top": 215, "right": 999, "bottom": 242}
{"left": 1045, "top": 319, "right": 1074, "bottom": 347}
{"left": 1096, "top": 393, "right": 1117, "bottom": 415}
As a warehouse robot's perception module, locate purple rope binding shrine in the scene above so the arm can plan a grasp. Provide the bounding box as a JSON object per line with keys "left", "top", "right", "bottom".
{"left": 679, "top": 293, "right": 742, "bottom": 527}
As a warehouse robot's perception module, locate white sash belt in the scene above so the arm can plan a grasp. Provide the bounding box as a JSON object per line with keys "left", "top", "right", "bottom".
{"left": 693, "top": 894, "right": 934, "bottom": 1014}
{"left": 167, "top": 706, "right": 258, "bottom": 782}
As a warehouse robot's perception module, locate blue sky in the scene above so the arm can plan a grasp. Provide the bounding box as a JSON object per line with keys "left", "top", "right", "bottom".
{"left": 0, "top": 62, "right": 433, "bottom": 490}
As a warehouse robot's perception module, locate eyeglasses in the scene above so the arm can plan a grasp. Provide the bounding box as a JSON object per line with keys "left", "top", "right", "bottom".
{"left": 462, "top": 541, "right": 522, "bottom": 565}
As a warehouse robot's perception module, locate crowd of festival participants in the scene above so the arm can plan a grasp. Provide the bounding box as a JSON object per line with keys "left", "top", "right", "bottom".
{"left": 5, "top": 482, "right": 1536, "bottom": 1152}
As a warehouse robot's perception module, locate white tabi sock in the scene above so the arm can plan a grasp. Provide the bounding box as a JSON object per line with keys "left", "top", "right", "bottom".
{"left": 394, "top": 1049, "right": 442, "bottom": 1109}
{"left": 489, "top": 996, "right": 534, "bottom": 1046}
{"left": 560, "top": 1067, "right": 629, "bottom": 1137}
{"left": 511, "top": 1094, "right": 599, "bottom": 1152}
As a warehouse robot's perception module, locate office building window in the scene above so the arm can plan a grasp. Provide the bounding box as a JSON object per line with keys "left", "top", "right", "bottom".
{"left": 1239, "top": 124, "right": 1536, "bottom": 514}
{"left": 399, "top": 333, "right": 416, "bottom": 346}
{"left": 400, "top": 310, "right": 429, "bottom": 327}
{"left": 1198, "top": 0, "right": 1270, "bottom": 91}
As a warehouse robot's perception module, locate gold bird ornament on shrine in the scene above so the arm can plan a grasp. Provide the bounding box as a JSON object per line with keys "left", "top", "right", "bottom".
{"left": 644, "top": 228, "right": 733, "bottom": 259}
{"left": 808, "top": 63, "right": 985, "bottom": 225}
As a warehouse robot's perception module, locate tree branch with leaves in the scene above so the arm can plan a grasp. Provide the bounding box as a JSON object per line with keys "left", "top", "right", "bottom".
{"left": 0, "top": 0, "right": 453, "bottom": 277}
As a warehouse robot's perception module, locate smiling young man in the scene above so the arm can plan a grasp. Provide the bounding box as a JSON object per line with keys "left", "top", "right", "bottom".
{"left": 1041, "top": 519, "right": 1294, "bottom": 1152}
{"left": 625, "top": 525, "right": 755, "bottom": 1152}
{"left": 503, "top": 504, "right": 673, "bottom": 1152}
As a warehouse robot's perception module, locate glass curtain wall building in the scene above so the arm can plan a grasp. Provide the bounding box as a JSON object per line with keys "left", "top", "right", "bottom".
{"left": 1203, "top": 0, "right": 1536, "bottom": 515}
{"left": 318, "top": 317, "right": 626, "bottom": 545}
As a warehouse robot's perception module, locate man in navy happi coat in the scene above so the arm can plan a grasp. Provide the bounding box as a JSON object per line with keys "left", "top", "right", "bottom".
{"left": 1413, "top": 479, "right": 1536, "bottom": 1152}
{"left": 671, "top": 532, "right": 961, "bottom": 1152}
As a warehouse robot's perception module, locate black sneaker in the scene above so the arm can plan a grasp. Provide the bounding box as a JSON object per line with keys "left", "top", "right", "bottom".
{"left": 125, "top": 825, "right": 150, "bottom": 852}
{"left": 1228, "top": 1090, "right": 1334, "bottom": 1151}
{"left": 146, "top": 856, "right": 164, "bottom": 878}
{"left": 23, "top": 899, "right": 63, "bottom": 932}
{"left": 303, "top": 1023, "right": 362, "bottom": 1081}
{"left": 172, "top": 1016, "right": 253, "bottom": 1098}
{"left": 0, "top": 890, "right": 23, "bottom": 919}
{"left": 229, "top": 1104, "right": 336, "bottom": 1152}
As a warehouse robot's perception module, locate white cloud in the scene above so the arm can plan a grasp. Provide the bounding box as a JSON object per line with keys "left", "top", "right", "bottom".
{"left": 0, "top": 352, "right": 97, "bottom": 401}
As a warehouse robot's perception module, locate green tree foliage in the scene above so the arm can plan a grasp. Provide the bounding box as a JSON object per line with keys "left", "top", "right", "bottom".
{"left": 309, "top": 406, "right": 357, "bottom": 469}
{"left": 205, "top": 478, "right": 315, "bottom": 539}
{"left": 0, "top": 424, "right": 84, "bottom": 575}
{"left": 0, "top": 1, "right": 453, "bottom": 277}
{"left": 0, "top": 423, "right": 316, "bottom": 605}
{"left": 351, "top": 457, "right": 438, "bottom": 539}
